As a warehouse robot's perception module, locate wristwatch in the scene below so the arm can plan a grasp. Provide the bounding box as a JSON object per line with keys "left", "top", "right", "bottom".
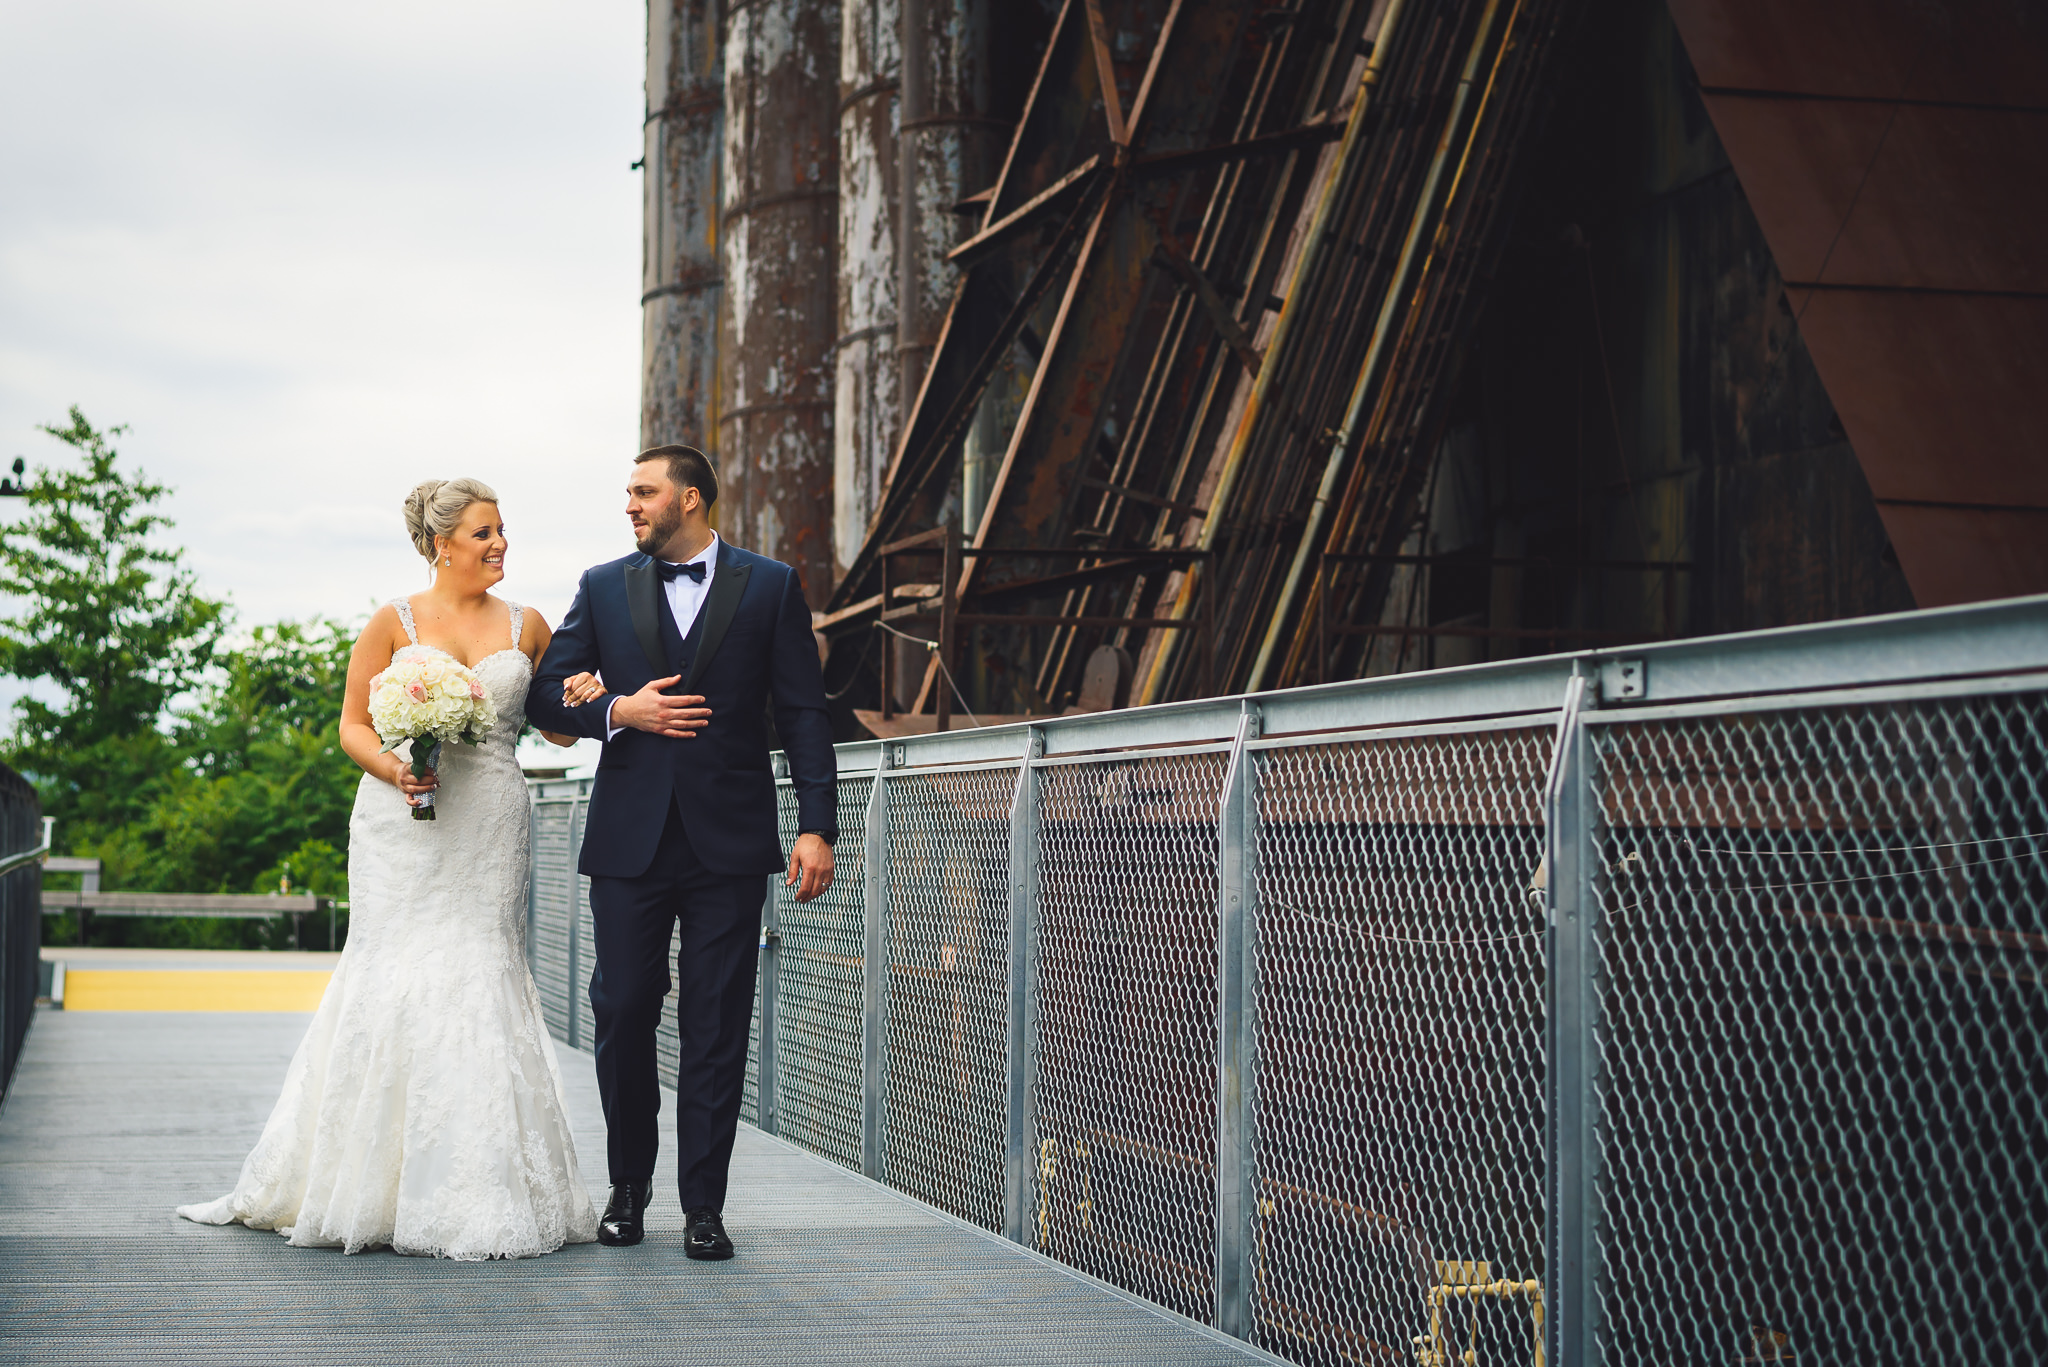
{"left": 798, "top": 828, "right": 831, "bottom": 840}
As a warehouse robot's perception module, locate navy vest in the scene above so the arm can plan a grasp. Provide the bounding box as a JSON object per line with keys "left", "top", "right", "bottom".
{"left": 656, "top": 582, "right": 709, "bottom": 686}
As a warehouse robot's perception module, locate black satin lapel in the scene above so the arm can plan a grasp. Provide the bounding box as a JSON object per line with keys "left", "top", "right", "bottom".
{"left": 687, "top": 552, "right": 750, "bottom": 691}
{"left": 623, "top": 559, "right": 669, "bottom": 679}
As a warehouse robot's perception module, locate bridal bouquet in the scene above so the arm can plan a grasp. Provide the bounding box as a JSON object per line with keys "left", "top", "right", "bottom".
{"left": 368, "top": 657, "right": 497, "bottom": 820}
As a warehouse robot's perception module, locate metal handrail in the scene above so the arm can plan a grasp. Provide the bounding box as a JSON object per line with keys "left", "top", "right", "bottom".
{"left": 0, "top": 817, "right": 52, "bottom": 879}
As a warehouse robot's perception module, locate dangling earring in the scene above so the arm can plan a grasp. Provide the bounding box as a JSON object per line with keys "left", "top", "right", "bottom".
{"left": 444, "top": 557, "right": 451, "bottom": 566}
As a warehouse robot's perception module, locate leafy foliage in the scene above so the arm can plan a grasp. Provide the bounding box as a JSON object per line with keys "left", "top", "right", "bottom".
{"left": 4, "top": 413, "right": 364, "bottom": 949}
{"left": 0, "top": 409, "right": 225, "bottom": 836}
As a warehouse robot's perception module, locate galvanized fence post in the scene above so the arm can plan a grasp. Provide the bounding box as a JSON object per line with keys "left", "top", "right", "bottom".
{"left": 756, "top": 883, "right": 780, "bottom": 1132}
{"left": 568, "top": 795, "right": 588, "bottom": 1050}
{"left": 525, "top": 794, "right": 540, "bottom": 976}
{"left": 1545, "top": 666, "right": 1601, "bottom": 1367}
{"left": 1215, "top": 700, "right": 1261, "bottom": 1337}
{"left": 1004, "top": 727, "right": 1045, "bottom": 1245}
{"left": 861, "top": 748, "right": 894, "bottom": 1181}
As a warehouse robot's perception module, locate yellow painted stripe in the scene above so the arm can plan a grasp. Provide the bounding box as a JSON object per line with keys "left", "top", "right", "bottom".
{"left": 63, "top": 970, "right": 331, "bottom": 1013}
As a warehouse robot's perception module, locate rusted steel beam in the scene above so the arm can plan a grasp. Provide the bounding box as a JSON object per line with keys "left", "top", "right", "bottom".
{"left": 720, "top": 0, "right": 839, "bottom": 595}
{"left": 641, "top": 0, "right": 722, "bottom": 451}
{"left": 1083, "top": 0, "right": 1129, "bottom": 147}
{"left": 1247, "top": 0, "right": 1514, "bottom": 689}
{"left": 1151, "top": 239, "right": 1262, "bottom": 376}
{"left": 945, "top": 156, "right": 1105, "bottom": 267}
{"left": 956, "top": 614, "right": 1199, "bottom": 628}
{"left": 1078, "top": 475, "right": 1206, "bottom": 517}
{"left": 1133, "top": 0, "right": 1419, "bottom": 706}
{"left": 1130, "top": 113, "right": 1346, "bottom": 181}
{"left": 1293, "top": 0, "right": 1589, "bottom": 689}
{"left": 980, "top": 0, "right": 1082, "bottom": 226}
{"left": 828, "top": 184, "right": 1102, "bottom": 608}
{"left": 1056, "top": 2, "right": 1356, "bottom": 697}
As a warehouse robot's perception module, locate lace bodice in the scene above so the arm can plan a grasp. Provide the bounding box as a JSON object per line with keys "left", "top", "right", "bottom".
{"left": 175, "top": 592, "right": 596, "bottom": 1259}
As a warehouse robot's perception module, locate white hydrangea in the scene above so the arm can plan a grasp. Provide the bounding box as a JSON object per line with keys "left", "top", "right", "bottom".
{"left": 368, "top": 656, "right": 497, "bottom": 746}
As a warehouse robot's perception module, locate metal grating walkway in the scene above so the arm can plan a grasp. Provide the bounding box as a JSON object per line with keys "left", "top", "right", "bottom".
{"left": 0, "top": 1010, "right": 1277, "bottom": 1365}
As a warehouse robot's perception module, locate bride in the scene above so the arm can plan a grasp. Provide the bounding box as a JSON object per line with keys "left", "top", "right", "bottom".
{"left": 178, "top": 478, "right": 606, "bottom": 1259}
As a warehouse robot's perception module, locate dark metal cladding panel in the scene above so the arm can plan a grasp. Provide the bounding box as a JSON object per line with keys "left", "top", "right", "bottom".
{"left": 1668, "top": 0, "right": 2048, "bottom": 106}
{"left": 1667, "top": 0, "right": 2048, "bottom": 606}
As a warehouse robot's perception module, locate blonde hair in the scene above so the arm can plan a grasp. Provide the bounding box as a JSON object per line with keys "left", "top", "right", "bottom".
{"left": 403, "top": 478, "right": 499, "bottom": 561}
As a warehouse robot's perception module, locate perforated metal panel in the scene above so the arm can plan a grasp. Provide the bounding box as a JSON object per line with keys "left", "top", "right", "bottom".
{"left": 883, "top": 766, "right": 1017, "bottom": 1230}
{"left": 1033, "top": 753, "right": 1226, "bottom": 1324}
{"left": 769, "top": 775, "right": 872, "bottom": 1171}
{"left": 1251, "top": 727, "right": 1553, "bottom": 1366}
{"left": 1584, "top": 688, "right": 2048, "bottom": 1364}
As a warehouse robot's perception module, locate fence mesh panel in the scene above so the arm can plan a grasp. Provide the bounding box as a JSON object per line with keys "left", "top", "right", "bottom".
{"left": 883, "top": 767, "right": 1017, "bottom": 1231}
{"left": 769, "top": 776, "right": 872, "bottom": 1171}
{"left": 1588, "top": 688, "right": 2048, "bottom": 1364}
{"left": 1035, "top": 752, "right": 1226, "bottom": 1323}
{"left": 1251, "top": 728, "right": 1553, "bottom": 1366}
{"left": 529, "top": 798, "right": 581, "bottom": 1044}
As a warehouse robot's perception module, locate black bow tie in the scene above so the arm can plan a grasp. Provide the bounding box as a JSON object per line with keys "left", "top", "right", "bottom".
{"left": 655, "top": 558, "right": 707, "bottom": 584}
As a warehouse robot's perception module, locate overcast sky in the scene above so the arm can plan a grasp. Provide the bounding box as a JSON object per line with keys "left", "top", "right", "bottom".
{"left": 0, "top": 0, "right": 647, "bottom": 763}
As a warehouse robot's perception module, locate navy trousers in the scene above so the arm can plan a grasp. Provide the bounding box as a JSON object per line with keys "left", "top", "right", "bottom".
{"left": 587, "top": 801, "right": 765, "bottom": 1213}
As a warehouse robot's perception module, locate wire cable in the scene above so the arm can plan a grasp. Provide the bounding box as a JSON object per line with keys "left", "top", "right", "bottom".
{"left": 873, "top": 619, "right": 982, "bottom": 728}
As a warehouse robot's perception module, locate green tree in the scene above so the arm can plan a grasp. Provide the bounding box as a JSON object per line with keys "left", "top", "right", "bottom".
{"left": 0, "top": 409, "right": 225, "bottom": 840}
{"left": 55, "top": 620, "right": 364, "bottom": 948}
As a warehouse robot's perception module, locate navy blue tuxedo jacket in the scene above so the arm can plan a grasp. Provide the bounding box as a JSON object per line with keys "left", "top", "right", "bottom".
{"left": 525, "top": 540, "right": 837, "bottom": 879}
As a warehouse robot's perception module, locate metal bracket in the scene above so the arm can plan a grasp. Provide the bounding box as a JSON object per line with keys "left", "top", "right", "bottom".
{"left": 1599, "top": 657, "right": 1646, "bottom": 701}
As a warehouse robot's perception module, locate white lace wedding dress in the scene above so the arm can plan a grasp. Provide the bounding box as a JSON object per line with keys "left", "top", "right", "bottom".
{"left": 177, "top": 598, "right": 599, "bottom": 1259}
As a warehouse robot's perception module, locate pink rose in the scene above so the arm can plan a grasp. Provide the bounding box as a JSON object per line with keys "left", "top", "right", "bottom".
{"left": 469, "top": 680, "right": 485, "bottom": 700}
{"left": 407, "top": 682, "right": 426, "bottom": 701}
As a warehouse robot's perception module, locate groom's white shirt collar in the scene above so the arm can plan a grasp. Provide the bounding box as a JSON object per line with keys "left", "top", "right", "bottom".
{"left": 604, "top": 531, "right": 720, "bottom": 740}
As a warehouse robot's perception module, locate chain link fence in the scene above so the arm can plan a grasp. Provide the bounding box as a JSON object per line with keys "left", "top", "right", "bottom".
{"left": 528, "top": 597, "right": 2048, "bottom": 1364}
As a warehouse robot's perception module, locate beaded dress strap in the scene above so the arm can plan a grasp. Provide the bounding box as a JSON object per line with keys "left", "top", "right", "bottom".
{"left": 391, "top": 597, "right": 419, "bottom": 644}
{"left": 506, "top": 600, "right": 524, "bottom": 649}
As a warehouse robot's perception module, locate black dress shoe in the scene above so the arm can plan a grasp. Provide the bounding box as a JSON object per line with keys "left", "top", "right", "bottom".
{"left": 598, "top": 1182, "right": 649, "bottom": 1246}
{"left": 684, "top": 1206, "right": 734, "bottom": 1260}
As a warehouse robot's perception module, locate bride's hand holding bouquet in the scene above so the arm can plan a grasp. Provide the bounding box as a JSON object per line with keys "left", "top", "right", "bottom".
{"left": 369, "top": 656, "right": 498, "bottom": 820}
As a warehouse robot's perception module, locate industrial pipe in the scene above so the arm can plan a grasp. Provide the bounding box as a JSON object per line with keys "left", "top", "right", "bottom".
{"left": 1134, "top": 0, "right": 1414, "bottom": 707}
{"left": 1244, "top": 0, "right": 1508, "bottom": 692}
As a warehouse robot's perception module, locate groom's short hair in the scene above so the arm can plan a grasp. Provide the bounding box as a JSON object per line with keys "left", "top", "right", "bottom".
{"left": 637, "top": 445, "right": 718, "bottom": 508}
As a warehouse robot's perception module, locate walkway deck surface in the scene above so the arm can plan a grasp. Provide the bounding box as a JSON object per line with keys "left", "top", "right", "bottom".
{"left": 0, "top": 1010, "right": 1273, "bottom": 1365}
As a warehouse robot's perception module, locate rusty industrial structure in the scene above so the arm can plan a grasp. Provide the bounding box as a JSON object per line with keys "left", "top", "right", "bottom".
{"left": 640, "top": 0, "right": 2048, "bottom": 738}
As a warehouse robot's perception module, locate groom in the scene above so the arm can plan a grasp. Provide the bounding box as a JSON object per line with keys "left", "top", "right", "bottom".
{"left": 527, "top": 444, "right": 837, "bottom": 1260}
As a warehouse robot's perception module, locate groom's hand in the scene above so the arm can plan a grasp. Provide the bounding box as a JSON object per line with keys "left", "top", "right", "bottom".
{"left": 610, "top": 676, "right": 712, "bottom": 739}
{"left": 786, "top": 833, "right": 833, "bottom": 903}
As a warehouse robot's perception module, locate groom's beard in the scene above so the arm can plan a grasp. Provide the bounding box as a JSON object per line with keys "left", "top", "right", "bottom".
{"left": 635, "top": 502, "right": 684, "bottom": 557}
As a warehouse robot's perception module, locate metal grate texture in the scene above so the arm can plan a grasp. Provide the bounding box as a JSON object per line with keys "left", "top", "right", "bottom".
{"left": 1251, "top": 728, "right": 1552, "bottom": 1365}
{"left": 528, "top": 794, "right": 584, "bottom": 1047}
{"left": 883, "top": 767, "right": 1017, "bottom": 1231}
{"left": 1034, "top": 753, "right": 1226, "bottom": 1324}
{"left": 768, "top": 776, "right": 873, "bottom": 1171}
{"left": 1587, "top": 689, "right": 2048, "bottom": 1364}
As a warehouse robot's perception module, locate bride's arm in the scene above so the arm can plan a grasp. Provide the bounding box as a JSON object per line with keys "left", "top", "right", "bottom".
{"left": 520, "top": 609, "right": 601, "bottom": 748}
{"left": 340, "top": 605, "right": 439, "bottom": 802}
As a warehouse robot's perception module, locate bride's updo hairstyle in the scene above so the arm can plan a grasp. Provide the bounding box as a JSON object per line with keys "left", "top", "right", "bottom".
{"left": 403, "top": 478, "right": 499, "bottom": 562}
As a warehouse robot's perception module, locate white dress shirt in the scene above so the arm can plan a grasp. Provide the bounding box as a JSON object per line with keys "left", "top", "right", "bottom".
{"left": 605, "top": 531, "right": 719, "bottom": 740}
